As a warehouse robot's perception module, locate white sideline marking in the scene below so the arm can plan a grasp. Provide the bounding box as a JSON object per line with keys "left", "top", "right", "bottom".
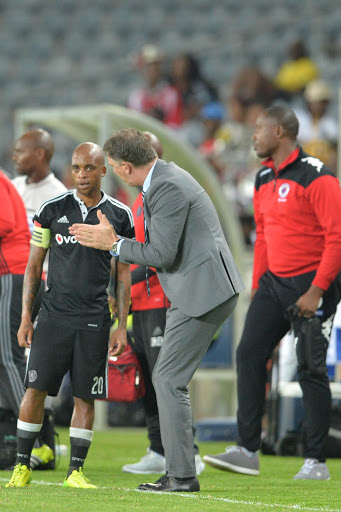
{"left": 0, "top": 478, "right": 340, "bottom": 512}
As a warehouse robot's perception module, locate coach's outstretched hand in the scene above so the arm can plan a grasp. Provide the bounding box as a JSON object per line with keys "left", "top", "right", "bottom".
{"left": 69, "top": 210, "right": 119, "bottom": 250}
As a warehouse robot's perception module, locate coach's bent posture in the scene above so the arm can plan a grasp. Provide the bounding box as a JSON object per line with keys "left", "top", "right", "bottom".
{"left": 70, "top": 128, "right": 244, "bottom": 493}
{"left": 6, "top": 143, "right": 133, "bottom": 488}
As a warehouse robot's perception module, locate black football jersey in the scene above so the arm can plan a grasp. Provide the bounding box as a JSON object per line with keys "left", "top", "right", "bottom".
{"left": 33, "top": 190, "right": 134, "bottom": 328}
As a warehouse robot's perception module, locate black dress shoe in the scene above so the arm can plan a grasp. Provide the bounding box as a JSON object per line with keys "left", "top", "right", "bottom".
{"left": 137, "top": 474, "right": 200, "bottom": 492}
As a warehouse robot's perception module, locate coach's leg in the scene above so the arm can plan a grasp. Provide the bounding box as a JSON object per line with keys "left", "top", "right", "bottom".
{"left": 153, "top": 296, "right": 238, "bottom": 478}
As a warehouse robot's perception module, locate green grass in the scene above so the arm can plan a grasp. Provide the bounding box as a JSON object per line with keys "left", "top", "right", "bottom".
{"left": 0, "top": 427, "right": 340, "bottom": 512}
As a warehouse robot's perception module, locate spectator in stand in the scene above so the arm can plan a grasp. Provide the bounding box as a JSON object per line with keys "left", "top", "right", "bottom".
{"left": 216, "top": 68, "right": 277, "bottom": 244}
{"left": 198, "top": 102, "right": 227, "bottom": 182}
{"left": 295, "top": 80, "right": 338, "bottom": 173}
{"left": 275, "top": 39, "right": 319, "bottom": 98}
{"left": 170, "top": 53, "right": 219, "bottom": 147}
{"left": 120, "top": 131, "right": 205, "bottom": 476}
{"left": 127, "top": 44, "right": 182, "bottom": 128}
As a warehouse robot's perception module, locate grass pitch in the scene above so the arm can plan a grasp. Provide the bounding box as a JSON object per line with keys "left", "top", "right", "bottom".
{"left": 0, "top": 427, "right": 340, "bottom": 512}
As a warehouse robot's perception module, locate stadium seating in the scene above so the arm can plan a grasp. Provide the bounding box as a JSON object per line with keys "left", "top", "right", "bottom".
{"left": 1, "top": 0, "right": 340, "bottom": 176}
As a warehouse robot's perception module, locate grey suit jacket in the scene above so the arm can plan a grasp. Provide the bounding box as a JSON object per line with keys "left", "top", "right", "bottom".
{"left": 119, "top": 159, "right": 244, "bottom": 317}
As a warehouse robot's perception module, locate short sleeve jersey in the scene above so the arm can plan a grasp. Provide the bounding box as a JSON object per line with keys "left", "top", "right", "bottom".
{"left": 33, "top": 190, "right": 134, "bottom": 329}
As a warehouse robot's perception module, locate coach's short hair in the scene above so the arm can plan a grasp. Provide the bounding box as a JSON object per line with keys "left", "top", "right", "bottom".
{"left": 263, "top": 105, "right": 299, "bottom": 140}
{"left": 103, "top": 129, "right": 158, "bottom": 166}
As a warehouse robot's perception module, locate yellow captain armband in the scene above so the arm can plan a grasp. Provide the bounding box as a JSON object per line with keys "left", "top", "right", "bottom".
{"left": 30, "top": 225, "right": 51, "bottom": 249}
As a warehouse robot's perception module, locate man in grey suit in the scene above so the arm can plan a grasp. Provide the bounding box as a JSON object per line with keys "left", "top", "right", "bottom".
{"left": 69, "top": 128, "right": 244, "bottom": 493}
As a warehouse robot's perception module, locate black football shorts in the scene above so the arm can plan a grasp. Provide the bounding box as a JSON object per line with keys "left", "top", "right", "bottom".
{"left": 24, "top": 319, "right": 109, "bottom": 399}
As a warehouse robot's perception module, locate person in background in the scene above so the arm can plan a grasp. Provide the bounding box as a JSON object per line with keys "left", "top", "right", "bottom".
{"left": 120, "top": 131, "right": 205, "bottom": 476}
{"left": 127, "top": 44, "right": 182, "bottom": 128}
{"left": 5, "top": 142, "right": 133, "bottom": 488}
{"left": 275, "top": 39, "right": 319, "bottom": 98}
{"left": 12, "top": 129, "right": 67, "bottom": 238}
{"left": 171, "top": 53, "right": 219, "bottom": 147}
{"left": 11, "top": 129, "right": 68, "bottom": 470}
{"left": 0, "top": 171, "right": 31, "bottom": 452}
{"left": 69, "top": 128, "right": 244, "bottom": 493}
{"left": 198, "top": 101, "right": 226, "bottom": 181}
{"left": 204, "top": 106, "right": 341, "bottom": 481}
{"left": 295, "top": 80, "right": 338, "bottom": 173}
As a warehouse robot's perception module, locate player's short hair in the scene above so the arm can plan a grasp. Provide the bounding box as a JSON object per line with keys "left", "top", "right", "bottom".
{"left": 263, "top": 105, "right": 299, "bottom": 140}
{"left": 103, "top": 129, "right": 158, "bottom": 166}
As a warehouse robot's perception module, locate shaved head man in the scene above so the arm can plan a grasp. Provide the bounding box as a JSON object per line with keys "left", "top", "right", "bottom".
{"left": 6, "top": 142, "right": 133, "bottom": 489}
{"left": 13, "top": 129, "right": 55, "bottom": 182}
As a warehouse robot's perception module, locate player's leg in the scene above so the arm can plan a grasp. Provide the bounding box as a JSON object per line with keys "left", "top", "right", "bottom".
{"left": 5, "top": 388, "right": 47, "bottom": 488}
{"left": 6, "top": 316, "right": 74, "bottom": 487}
{"left": 64, "top": 328, "right": 108, "bottom": 489}
{"left": 63, "top": 397, "right": 96, "bottom": 488}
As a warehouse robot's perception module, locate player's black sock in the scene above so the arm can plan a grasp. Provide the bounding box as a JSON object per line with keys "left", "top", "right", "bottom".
{"left": 16, "top": 420, "right": 42, "bottom": 467}
{"left": 67, "top": 427, "right": 93, "bottom": 477}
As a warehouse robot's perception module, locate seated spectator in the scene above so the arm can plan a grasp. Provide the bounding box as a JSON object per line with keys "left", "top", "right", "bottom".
{"left": 170, "top": 53, "right": 218, "bottom": 122}
{"left": 171, "top": 53, "right": 219, "bottom": 147}
{"left": 127, "top": 44, "right": 182, "bottom": 128}
{"left": 275, "top": 39, "right": 319, "bottom": 97}
{"left": 295, "top": 79, "right": 338, "bottom": 172}
{"left": 198, "top": 102, "right": 226, "bottom": 181}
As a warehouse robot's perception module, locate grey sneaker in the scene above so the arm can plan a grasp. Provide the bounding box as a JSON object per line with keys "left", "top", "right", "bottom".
{"left": 203, "top": 446, "right": 260, "bottom": 476}
{"left": 122, "top": 448, "right": 166, "bottom": 474}
{"left": 293, "top": 459, "right": 331, "bottom": 480}
{"left": 195, "top": 454, "right": 205, "bottom": 475}
{"left": 122, "top": 449, "right": 205, "bottom": 475}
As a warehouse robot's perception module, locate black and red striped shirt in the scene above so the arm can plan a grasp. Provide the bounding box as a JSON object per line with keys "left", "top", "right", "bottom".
{"left": 253, "top": 147, "right": 341, "bottom": 291}
{"left": 0, "top": 170, "right": 30, "bottom": 275}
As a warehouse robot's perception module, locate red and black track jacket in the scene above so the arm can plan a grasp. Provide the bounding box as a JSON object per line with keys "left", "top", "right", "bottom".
{"left": 253, "top": 147, "right": 341, "bottom": 291}
{"left": 130, "top": 192, "right": 170, "bottom": 311}
{"left": 0, "top": 170, "right": 30, "bottom": 275}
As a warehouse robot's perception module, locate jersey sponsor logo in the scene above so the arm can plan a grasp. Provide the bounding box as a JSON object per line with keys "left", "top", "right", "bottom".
{"left": 55, "top": 233, "right": 78, "bottom": 245}
{"left": 57, "top": 215, "right": 69, "bottom": 223}
{"left": 28, "top": 370, "right": 38, "bottom": 382}
{"left": 301, "top": 156, "right": 323, "bottom": 173}
{"left": 278, "top": 183, "right": 290, "bottom": 201}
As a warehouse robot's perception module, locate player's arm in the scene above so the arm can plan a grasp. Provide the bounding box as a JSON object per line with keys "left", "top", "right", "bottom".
{"left": 109, "top": 261, "right": 131, "bottom": 357}
{"left": 18, "top": 223, "right": 50, "bottom": 348}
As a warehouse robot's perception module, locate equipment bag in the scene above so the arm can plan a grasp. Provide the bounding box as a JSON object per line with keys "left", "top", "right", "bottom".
{"left": 106, "top": 343, "right": 145, "bottom": 402}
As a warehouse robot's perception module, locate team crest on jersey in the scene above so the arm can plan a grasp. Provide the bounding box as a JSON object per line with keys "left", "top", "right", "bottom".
{"left": 278, "top": 183, "right": 290, "bottom": 202}
{"left": 28, "top": 370, "right": 38, "bottom": 382}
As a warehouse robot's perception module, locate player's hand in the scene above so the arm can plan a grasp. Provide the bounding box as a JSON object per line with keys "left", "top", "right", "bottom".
{"left": 109, "top": 326, "right": 127, "bottom": 357}
{"left": 17, "top": 319, "right": 34, "bottom": 348}
{"left": 69, "top": 210, "right": 119, "bottom": 250}
{"left": 296, "top": 284, "right": 324, "bottom": 319}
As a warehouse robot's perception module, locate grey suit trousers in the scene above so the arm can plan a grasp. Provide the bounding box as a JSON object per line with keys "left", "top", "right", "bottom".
{"left": 152, "top": 293, "right": 238, "bottom": 478}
